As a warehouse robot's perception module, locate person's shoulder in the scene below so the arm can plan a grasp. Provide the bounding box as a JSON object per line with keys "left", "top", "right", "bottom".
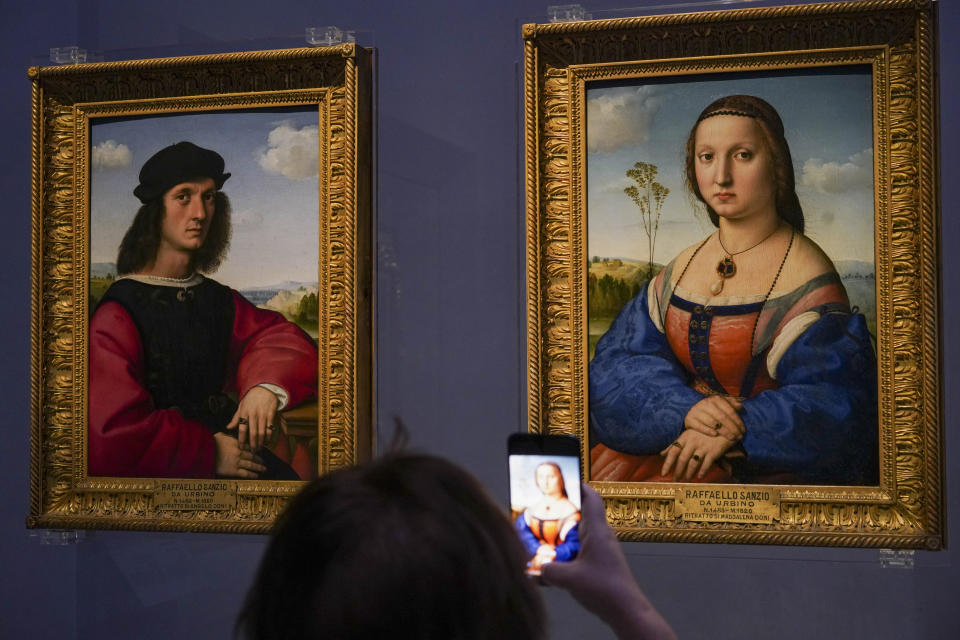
{"left": 778, "top": 232, "right": 837, "bottom": 291}
{"left": 673, "top": 236, "right": 713, "bottom": 268}
{"left": 655, "top": 235, "right": 712, "bottom": 287}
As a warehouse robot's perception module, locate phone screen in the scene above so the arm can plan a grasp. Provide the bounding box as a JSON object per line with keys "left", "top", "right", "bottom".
{"left": 508, "top": 434, "right": 582, "bottom": 575}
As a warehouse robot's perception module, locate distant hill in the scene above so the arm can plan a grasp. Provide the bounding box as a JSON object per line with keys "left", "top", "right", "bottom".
{"left": 242, "top": 280, "right": 318, "bottom": 292}
{"left": 588, "top": 257, "right": 661, "bottom": 285}
{"left": 92, "top": 262, "right": 117, "bottom": 278}
{"left": 834, "top": 259, "right": 875, "bottom": 279}
{"left": 260, "top": 284, "right": 319, "bottom": 316}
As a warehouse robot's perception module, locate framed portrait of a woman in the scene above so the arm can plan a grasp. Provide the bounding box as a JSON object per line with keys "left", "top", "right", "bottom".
{"left": 523, "top": 1, "right": 942, "bottom": 547}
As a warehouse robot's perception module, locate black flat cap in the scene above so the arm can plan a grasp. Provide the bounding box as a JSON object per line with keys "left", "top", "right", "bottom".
{"left": 133, "top": 141, "right": 231, "bottom": 203}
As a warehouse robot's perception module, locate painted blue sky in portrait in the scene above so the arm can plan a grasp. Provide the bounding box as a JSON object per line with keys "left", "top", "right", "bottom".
{"left": 586, "top": 68, "right": 875, "bottom": 267}
{"left": 90, "top": 109, "right": 319, "bottom": 289}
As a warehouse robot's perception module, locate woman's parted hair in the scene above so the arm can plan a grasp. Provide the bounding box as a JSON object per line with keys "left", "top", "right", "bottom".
{"left": 684, "top": 94, "right": 804, "bottom": 234}
{"left": 236, "top": 452, "right": 545, "bottom": 640}
{"left": 115, "top": 192, "right": 232, "bottom": 275}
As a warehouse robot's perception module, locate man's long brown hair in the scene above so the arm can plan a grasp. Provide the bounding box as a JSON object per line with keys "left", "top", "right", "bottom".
{"left": 116, "top": 192, "right": 232, "bottom": 275}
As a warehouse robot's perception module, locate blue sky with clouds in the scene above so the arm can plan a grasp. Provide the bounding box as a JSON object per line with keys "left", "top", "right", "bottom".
{"left": 587, "top": 67, "right": 875, "bottom": 266}
{"left": 90, "top": 108, "right": 319, "bottom": 289}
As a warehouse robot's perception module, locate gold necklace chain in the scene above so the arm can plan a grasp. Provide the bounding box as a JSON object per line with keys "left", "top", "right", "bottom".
{"left": 717, "top": 223, "right": 781, "bottom": 257}
{"left": 712, "top": 224, "right": 782, "bottom": 295}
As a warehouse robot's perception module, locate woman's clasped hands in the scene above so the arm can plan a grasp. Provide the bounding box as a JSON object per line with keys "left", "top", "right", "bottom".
{"left": 660, "top": 395, "right": 744, "bottom": 480}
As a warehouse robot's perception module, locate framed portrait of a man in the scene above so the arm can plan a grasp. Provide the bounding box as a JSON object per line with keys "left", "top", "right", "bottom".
{"left": 523, "top": 1, "right": 943, "bottom": 547}
{"left": 28, "top": 46, "right": 372, "bottom": 533}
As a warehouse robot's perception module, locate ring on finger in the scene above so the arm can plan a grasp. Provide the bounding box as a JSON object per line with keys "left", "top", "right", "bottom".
{"left": 692, "top": 454, "right": 702, "bottom": 462}
{"left": 237, "top": 417, "right": 249, "bottom": 426}
{"left": 670, "top": 441, "right": 683, "bottom": 450}
{"left": 713, "top": 423, "right": 721, "bottom": 431}
{"left": 266, "top": 424, "right": 275, "bottom": 431}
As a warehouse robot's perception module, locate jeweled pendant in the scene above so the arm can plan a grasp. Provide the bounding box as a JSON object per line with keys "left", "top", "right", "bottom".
{"left": 710, "top": 279, "right": 724, "bottom": 295}
{"left": 716, "top": 256, "right": 737, "bottom": 279}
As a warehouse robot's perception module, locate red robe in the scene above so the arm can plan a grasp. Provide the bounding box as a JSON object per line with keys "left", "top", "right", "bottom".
{"left": 88, "top": 289, "right": 318, "bottom": 478}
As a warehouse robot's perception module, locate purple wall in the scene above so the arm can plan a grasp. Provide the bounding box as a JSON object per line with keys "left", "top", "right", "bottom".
{"left": 0, "top": 1, "right": 956, "bottom": 638}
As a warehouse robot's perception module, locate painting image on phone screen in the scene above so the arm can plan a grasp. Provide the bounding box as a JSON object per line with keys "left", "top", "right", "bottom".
{"left": 509, "top": 454, "right": 582, "bottom": 575}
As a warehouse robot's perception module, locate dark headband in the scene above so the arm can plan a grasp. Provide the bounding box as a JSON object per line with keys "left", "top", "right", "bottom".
{"left": 696, "top": 108, "right": 761, "bottom": 123}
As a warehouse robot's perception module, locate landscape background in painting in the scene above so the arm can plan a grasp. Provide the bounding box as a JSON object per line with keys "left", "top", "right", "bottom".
{"left": 89, "top": 108, "right": 321, "bottom": 337}
{"left": 586, "top": 68, "right": 875, "bottom": 358}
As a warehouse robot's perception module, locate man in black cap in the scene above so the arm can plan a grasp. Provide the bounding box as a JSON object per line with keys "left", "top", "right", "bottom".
{"left": 88, "top": 141, "right": 318, "bottom": 480}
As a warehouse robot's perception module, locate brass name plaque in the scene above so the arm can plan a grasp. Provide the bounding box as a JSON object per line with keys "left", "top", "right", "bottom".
{"left": 676, "top": 487, "right": 780, "bottom": 524}
{"left": 155, "top": 481, "right": 236, "bottom": 510}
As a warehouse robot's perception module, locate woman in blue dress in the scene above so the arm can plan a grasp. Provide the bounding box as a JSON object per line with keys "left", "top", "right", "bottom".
{"left": 515, "top": 462, "right": 581, "bottom": 573}
{"left": 589, "top": 95, "right": 878, "bottom": 485}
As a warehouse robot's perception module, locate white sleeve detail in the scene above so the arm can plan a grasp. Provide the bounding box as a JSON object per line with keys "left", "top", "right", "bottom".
{"left": 766, "top": 311, "right": 821, "bottom": 379}
{"left": 256, "top": 383, "right": 289, "bottom": 410}
{"left": 647, "top": 282, "right": 665, "bottom": 333}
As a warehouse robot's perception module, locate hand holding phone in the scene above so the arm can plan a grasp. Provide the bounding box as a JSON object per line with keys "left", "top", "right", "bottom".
{"left": 540, "top": 484, "right": 679, "bottom": 640}
{"left": 508, "top": 434, "right": 583, "bottom": 575}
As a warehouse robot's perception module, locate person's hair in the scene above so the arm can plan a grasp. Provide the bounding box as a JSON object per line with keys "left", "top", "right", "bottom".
{"left": 536, "top": 461, "right": 568, "bottom": 499}
{"left": 115, "top": 191, "right": 231, "bottom": 275}
{"left": 236, "top": 452, "right": 545, "bottom": 640}
{"left": 684, "top": 94, "right": 804, "bottom": 234}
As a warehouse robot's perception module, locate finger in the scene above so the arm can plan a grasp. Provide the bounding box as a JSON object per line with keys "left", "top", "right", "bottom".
{"left": 683, "top": 453, "right": 702, "bottom": 481}
{"left": 251, "top": 412, "right": 265, "bottom": 451}
{"left": 660, "top": 443, "right": 681, "bottom": 476}
{"left": 694, "top": 405, "right": 741, "bottom": 441}
{"left": 672, "top": 446, "right": 694, "bottom": 481}
{"left": 698, "top": 402, "right": 740, "bottom": 433}
{"left": 697, "top": 450, "right": 722, "bottom": 479}
{"left": 240, "top": 458, "right": 267, "bottom": 473}
{"left": 236, "top": 468, "right": 259, "bottom": 479}
{"left": 709, "top": 398, "right": 745, "bottom": 433}
{"left": 236, "top": 417, "right": 249, "bottom": 448}
{"left": 684, "top": 415, "right": 721, "bottom": 437}
{"left": 225, "top": 410, "right": 240, "bottom": 431}
{"left": 540, "top": 552, "right": 576, "bottom": 586}
{"left": 577, "top": 483, "right": 607, "bottom": 542}
{"left": 719, "top": 395, "right": 744, "bottom": 411}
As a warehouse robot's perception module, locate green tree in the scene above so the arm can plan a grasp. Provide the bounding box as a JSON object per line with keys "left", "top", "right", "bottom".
{"left": 296, "top": 292, "right": 319, "bottom": 324}
{"left": 623, "top": 161, "right": 669, "bottom": 274}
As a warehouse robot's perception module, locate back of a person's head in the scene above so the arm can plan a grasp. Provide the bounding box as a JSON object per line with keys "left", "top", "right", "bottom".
{"left": 237, "top": 451, "right": 544, "bottom": 640}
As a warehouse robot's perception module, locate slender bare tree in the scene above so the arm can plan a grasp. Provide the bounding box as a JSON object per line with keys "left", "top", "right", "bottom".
{"left": 623, "top": 162, "right": 669, "bottom": 277}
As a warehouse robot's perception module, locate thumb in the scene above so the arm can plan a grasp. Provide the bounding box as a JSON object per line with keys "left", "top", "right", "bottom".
{"left": 539, "top": 556, "right": 579, "bottom": 588}
{"left": 225, "top": 409, "right": 240, "bottom": 431}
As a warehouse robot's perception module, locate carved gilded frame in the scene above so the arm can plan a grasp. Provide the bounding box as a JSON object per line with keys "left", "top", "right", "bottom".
{"left": 523, "top": 1, "right": 941, "bottom": 547}
{"left": 28, "top": 46, "right": 372, "bottom": 533}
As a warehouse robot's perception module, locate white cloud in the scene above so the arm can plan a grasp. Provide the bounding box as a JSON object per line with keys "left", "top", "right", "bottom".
{"left": 92, "top": 140, "right": 131, "bottom": 170}
{"left": 257, "top": 123, "right": 319, "bottom": 179}
{"left": 799, "top": 148, "right": 873, "bottom": 194}
{"left": 587, "top": 86, "right": 662, "bottom": 154}
{"left": 230, "top": 207, "right": 263, "bottom": 231}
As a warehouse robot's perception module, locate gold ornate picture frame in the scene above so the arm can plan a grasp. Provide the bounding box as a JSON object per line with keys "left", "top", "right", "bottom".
{"left": 523, "top": 1, "right": 942, "bottom": 547}
{"left": 29, "top": 46, "right": 372, "bottom": 533}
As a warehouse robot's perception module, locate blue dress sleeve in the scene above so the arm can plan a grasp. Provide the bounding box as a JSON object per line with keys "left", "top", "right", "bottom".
{"left": 515, "top": 513, "right": 541, "bottom": 557}
{"left": 589, "top": 283, "right": 704, "bottom": 454}
{"left": 552, "top": 522, "right": 580, "bottom": 562}
{"left": 740, "top": 311, "right": 878, "bottom": 484}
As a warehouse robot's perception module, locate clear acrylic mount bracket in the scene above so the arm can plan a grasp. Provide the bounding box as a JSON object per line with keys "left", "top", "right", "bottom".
{"left": 305, "top": 27, "right": 356, "bottom": 47}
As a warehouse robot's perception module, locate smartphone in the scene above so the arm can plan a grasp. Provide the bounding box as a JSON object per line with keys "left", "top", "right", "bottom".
{"left": 507, "top": 433, "right": 583, "bottom": 576}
